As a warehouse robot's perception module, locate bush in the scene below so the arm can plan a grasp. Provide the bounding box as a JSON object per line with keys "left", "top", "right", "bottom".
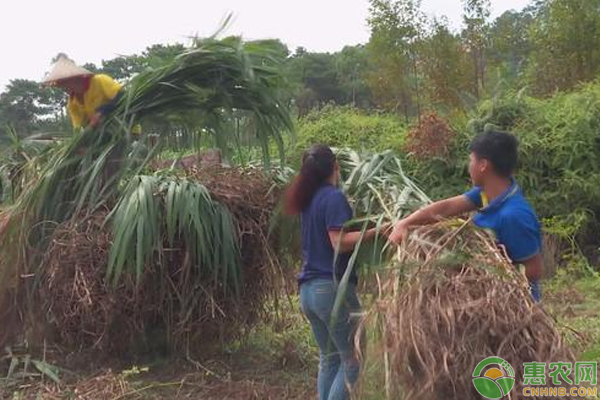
{"left": 473, "top": 85, "right": 600, "bottom": 233}
{"left": 286, "top": 86, "right": 600, "bottom": 261}
{"left": 292, "top": 106, "right": 406, "bottom": 162}
{"left": 408, "top": 83, "right": 600, "bottom": 256}
{"left": 404, "top": 111, "right": 456, "bottom": 160}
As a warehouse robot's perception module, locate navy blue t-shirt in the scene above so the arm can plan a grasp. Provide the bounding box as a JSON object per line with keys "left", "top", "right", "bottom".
{"left": 298, "top": 184, "right": 356, "bottom": 285}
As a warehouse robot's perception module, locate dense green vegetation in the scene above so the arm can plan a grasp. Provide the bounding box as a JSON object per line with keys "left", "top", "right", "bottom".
{"left": 292, "top": 107, "right": 405, "bottom": 159}
{"left": 4, "top": 0, "right": 600, "bottom": 136}
{"left": 1, "top": 0, "right": 600, "bottom": 398}
{"left": 293, "top": 84, "right": 600, "bottom": 261}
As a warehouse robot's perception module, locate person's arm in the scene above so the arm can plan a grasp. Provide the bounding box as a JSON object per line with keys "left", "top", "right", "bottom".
{"left": 521, "top": 253, "right": 543, "bottom": 282}
{"left": 91, "top": 75, "right": 124, "bottom": 128}
{"left": 324, "top": 190, "right": 386, "bottom": 254}
{"left": 95, "top": 90, "right": 123, "bottom": 116}
{"left": 389, "top": 195, "right": 477, "bottom": 244}
{"left": 91, "top": 90, "right": 124, "bottom": 128}
{"left": 328, "top": 227, "right": 382, "bottom": 254}
{"left": 67, "top": 97, "right": 83, "bottom": 129}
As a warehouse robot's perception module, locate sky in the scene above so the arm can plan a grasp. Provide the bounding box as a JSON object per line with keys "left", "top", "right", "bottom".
{"left": 0, "top": 0, "right": 530, "bottom": 90}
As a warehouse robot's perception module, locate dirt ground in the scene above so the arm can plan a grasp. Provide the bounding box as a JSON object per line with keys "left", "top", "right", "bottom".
{"left": 2, "top": 274, "right": 599, "bottom": 400}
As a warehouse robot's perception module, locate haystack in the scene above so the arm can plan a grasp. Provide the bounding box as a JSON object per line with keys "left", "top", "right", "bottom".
{"left": 39, "top": 166, "right": 282, "bottom": 357}
{"left": 371, "top": 221, "right": 574, "bottom": 400}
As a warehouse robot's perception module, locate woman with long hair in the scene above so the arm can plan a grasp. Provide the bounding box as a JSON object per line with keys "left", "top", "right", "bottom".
{"left": 284, "top": 145, "right": 381, "bottom": 400}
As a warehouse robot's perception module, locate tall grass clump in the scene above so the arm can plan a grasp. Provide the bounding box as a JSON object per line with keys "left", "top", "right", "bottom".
{"left": 361, "top": 222, "right": 574, "bottom": 400}
{"left": 0, "top": 32, "right": 293, "bottom": 355}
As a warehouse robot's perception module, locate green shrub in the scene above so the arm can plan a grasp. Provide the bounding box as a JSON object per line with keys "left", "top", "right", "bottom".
{"left": 291, "top": 106, "right": 406, "bottom": 162}
{"left": 408, "top": 83, "right": 600, "bottom": 253}
{"left": 285, "top": 86, "right": 600, "bottom": 258}
{"left": 473, "top": 85, "right": 600, "bottom": 235}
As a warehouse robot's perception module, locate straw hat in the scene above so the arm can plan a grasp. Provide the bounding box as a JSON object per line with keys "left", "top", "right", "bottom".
{"left": 41, "top": 54, "right": 93, "bottom": 86}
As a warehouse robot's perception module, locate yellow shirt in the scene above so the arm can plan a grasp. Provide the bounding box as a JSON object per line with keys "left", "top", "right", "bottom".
{"left": 67, "top": 74, "right": 122, "bottom": 129}
{"left": 481, "top": 192, "right": 489, "bottom": 208}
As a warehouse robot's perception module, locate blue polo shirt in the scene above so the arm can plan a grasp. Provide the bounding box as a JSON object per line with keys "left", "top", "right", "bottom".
{"left": 464, "top": 179, "right": 542, "bottom": 301}
{"left": 298, "top": 185, "right": 356, "bottom": 285}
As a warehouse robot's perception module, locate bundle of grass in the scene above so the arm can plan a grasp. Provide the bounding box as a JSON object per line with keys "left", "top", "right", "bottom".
{"left": 185, "top": 165, "right": 285, "bottom": 295}
{"left": 370, "top": 221, "right": 574, "bottom": 400}
{"left": 0, "top": 30, "right": 293, "bottom": 353}
{"left": 41, "top": 211, "right": 139, "bottom": 353}
{"left": 39, "top": 167, "right": 281, "bottom": 357}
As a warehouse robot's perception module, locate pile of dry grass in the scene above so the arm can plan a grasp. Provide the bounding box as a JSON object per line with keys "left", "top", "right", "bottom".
{"left": 39, "top": 166, "right": 283, "bottom": 357}
{"left": 1, "top": 370, "right": 131, "bottom": 400}
{"left": 369, "top": 221, "right": 574, "bottom": 400}
{"left": 0, "top": 211, "right": 24, "bottom": 350}
{"left": 186, "top": 165, "right": 285, "bottom": 290}
{"left": 58, "top": 370, "right": 130, "bottom": 400}
{"left": 41, "top": 212, "right": 143, "bottom": 353}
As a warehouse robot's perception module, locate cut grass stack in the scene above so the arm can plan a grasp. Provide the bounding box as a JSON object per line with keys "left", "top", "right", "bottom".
{"left": 369, "top": 222, "right": 574, "bottom": 400}
{"left": 185, "top": 165, "right": 285, "bottom": 297}
{"left": 40, "top": 166, "right": 281, "bottom": 356}
{"left": 41, "top": 211, "right": 118, "bottom": 351}
{"left": 0, "top": 33, "right": 292, "bottom": 353}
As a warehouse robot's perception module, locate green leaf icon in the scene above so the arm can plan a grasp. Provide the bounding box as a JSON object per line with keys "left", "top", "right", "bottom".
{"left": 473, "top": 357, "right": 516, "bottom": 398}
{"left": 496, "top": 377, "right": 515, "bottom": 395}
{"left": 473, "top": 377, "right": 503, "bottom": 399}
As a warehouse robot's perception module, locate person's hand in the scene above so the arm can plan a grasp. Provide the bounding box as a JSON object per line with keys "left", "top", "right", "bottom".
{"left": 388, "top": 220, "right": 409, "bottom": 245}
{"left": 377, "top": 222, "right": 393, "bottom": 237}
{"left": 90, "top": 112, "right": 102, "bottom": 128}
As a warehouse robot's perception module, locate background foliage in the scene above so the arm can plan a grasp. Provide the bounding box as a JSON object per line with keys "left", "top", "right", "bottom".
{"left": 2, "top": 0, "right": 600, "bottom": 263}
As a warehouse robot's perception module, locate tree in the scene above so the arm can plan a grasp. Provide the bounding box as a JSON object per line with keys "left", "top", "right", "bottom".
{"left": 461, "top": 0, "right": 491, "bottom": 98}
{"left": 0, "top": 80, "right": 48, "bottom": 135}
{"left": 336, "top": 45, "right": 372, "bottom": 108}
{"left": 291, "top": 51, "right": 343, "bottom": 102}
{"left": 260, "top": 39, "right": 291, "bottom": 60}
{"left": 287, "top": 48, "right": 344, "bottom": 115}
{"left": 366, "top": 0, "right": 426, "bottom": 119}
{"left": 420, "top": 19, "right": 473, "bottom": 110}
{"left": 141, "top": 44, "right": 186, "bottom": 69}
{"left": 285, "top": 44, "right": 373, "bottom": 114}
{"left": 527, "top": 0, "right": 600, "bottom": 94}
{"left": 81, "top": 62, "right": 101, "bottom": 74}
{"left": 101, "top": 55, "right": 145, "bottom": 81}
{"left": 38, "top": 87, "right": 68, "bottom": 132}
{"left": 487, "top": 10, "right": 534, "bottom": 87}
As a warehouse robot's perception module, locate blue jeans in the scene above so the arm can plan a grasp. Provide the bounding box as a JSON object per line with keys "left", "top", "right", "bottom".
{"left": 530, "top": 280, "right": 542, "bottom": 302}
{"left": 300, "top": 279, "right": 361, "bottom": 400}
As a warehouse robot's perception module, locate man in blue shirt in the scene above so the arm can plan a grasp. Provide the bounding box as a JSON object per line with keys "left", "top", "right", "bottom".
{"left": 389, "top": 130, "right": 543, "bottom": 301}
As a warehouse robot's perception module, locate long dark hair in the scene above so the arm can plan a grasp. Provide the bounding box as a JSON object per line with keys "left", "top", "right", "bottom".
{"left": 284, "top": 145, "right": 336, "bottom": 215}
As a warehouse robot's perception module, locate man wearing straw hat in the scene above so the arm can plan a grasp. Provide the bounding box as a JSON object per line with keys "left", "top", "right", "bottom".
{"left": 41, "top": 54, "right": 143, "bottom": 181}
{"left": 41, "top": 54, "right": 124, "bottom": 130}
